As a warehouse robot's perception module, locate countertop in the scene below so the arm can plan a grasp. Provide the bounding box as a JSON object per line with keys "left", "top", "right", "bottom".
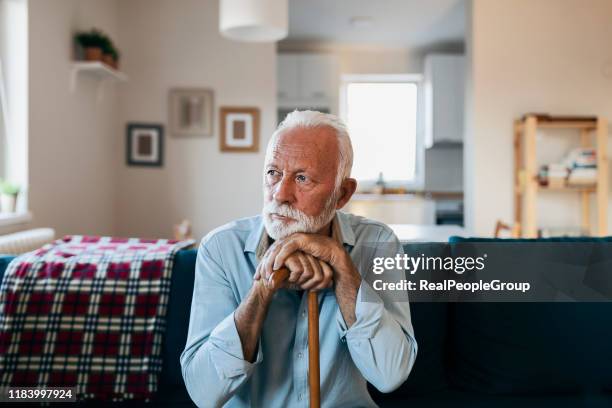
{"left": 389, "top": 224, "right": 466, "bottom": 242}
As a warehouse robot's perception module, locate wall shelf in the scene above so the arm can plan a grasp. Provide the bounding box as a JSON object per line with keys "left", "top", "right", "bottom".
{"left": 70, "top": 61, "right": 128, "bottom": 98}
{"left": 513, "top": 115, "right": 608, "bottom": 237}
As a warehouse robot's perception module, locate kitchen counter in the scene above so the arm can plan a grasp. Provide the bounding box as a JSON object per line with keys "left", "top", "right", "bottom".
{"left": 389, "top": 224, "right": 466, "bottom": 243}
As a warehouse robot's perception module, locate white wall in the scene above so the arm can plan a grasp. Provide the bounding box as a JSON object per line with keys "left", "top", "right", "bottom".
{"left": 28, "top": 0, "right": 119, "bottom": 236}
{"left": 465, "top": 0, "right": 612, "bottom": 236}
{"left": 116, "top": 0, "right": 276, "bottom": 239}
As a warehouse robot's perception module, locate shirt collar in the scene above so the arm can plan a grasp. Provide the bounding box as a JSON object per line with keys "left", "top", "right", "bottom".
{"left": 244, "top": 211, "right": 356, "bottom": 259}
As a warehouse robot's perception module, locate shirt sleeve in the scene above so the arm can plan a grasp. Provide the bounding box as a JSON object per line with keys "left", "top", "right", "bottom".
{"left": 180, "top": 234, "right": 262, "bottom": 407}
{"left": 336, "top": 229, "right": 418, "bottom": 393}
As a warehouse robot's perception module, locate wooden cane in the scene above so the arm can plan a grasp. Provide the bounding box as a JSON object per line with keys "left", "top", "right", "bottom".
{"left": 271, "top": 268, "right": 321, "bottom": 408}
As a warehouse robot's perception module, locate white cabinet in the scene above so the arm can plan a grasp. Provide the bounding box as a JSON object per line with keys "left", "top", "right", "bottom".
{"left": 424, "top": 54, "right": 465, "bottom": 147}
{"left": 277, "top": 53, "right": 337, "bottom": 108}
{"left": 277, "top": 55, "right": 299, "bottom": 100}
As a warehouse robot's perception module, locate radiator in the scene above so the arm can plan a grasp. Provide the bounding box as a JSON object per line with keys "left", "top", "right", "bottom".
{"left": 0, "top": 228, "right": 56, "bottom": 255}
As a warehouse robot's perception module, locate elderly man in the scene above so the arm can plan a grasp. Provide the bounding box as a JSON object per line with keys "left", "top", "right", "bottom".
{"left": 180, "top": 111, "right": 417, "bottom": 407}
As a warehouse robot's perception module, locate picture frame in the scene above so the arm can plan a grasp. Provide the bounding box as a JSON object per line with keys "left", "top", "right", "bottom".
{"left": 169, "top": 88, "right": 214, "bottom": 137}
{"left": 220, "top": 107, "right": 260, "bottom": 153}
{"left": 126, "top": 123, "right": 164, "bottom": 167}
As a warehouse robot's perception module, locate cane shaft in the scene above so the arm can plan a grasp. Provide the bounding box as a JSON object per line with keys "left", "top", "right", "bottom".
{"left": 308, "top": 291, "right": 320, "bottom": 408}
{"left": 269, "top": 268, "right": 321, "bottom": 407}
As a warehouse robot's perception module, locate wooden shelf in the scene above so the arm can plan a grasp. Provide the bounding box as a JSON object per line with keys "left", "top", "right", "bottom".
{"left": 535, "top": 121, "right": 597, "bottom": 129}
{"left": 539, "top": 185, "right": 596, "bottom": 193}
{"left": 513, "top": 115, "right": 608, "bottom": 237}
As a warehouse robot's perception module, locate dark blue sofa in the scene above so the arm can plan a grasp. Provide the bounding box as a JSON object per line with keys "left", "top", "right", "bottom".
{"left": 1, "top": 238, "right": 611, "bottom": 408}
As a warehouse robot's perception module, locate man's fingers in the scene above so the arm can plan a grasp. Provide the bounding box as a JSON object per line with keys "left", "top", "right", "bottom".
{"left": 285, "top": 253, "right": 303, "bottom": 283}
{"left": 273, "top": 238, "right": 301, "bottom": 270}
{"left": 301, "top": 255, "right": 323, "bottom": 290}
{"left": 319, "top": 260, "right": 334, "bottom": 288}
{"left": 253, "top": 263, "right": 262, "bottom": 280}
{"left": 296, "top": 252, "right": 313, "bottom": 285}
{"left": 263, "top": 241, "right": 284, "bottom": 283}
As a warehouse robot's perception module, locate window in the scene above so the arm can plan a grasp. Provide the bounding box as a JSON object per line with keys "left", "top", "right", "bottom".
{"left": 0, "top": 0, "right": 28, "bottom": 214}
{"left": 340, "top": 74, "right": 423, "bottom": 189}
{"left": 0, "top": 61, "right": 6, "bottom": 179}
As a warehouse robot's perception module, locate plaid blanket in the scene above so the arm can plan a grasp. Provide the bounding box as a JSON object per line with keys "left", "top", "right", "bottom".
{"left": 0, "top": 235, "right": 194, "bottom": 401}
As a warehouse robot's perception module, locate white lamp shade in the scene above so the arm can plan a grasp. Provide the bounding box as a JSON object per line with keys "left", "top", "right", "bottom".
{"left": 220, "top": 0, "right": 288, "bottom": 43}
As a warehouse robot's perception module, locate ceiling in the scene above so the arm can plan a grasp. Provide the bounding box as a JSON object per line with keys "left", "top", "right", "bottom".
{"left": 285, "top": 0, "right": 465, "bottom": 48}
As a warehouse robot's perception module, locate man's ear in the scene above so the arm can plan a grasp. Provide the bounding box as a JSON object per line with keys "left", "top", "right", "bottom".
{"left": 335, "top": 178, "right": 357, "bottom": 209}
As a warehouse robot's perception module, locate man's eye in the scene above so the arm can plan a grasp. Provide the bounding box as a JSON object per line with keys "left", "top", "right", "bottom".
{"left": 296, "top": 174, "right": 308, "bottom": 183}
{"left": 266, "top": 169, "right": 279, "bottom": 177}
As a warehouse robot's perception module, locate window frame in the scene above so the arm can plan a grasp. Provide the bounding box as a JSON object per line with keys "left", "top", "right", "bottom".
{"left": 339, "top": 73, "right": 425, "bottom": 191}
{"left": 0, "top": 58, "right": 6, "bottom": 181}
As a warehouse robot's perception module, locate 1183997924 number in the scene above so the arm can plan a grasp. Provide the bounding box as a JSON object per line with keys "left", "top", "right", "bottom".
{"left": 0, "top": 387, "right": 77, "bottom": 402}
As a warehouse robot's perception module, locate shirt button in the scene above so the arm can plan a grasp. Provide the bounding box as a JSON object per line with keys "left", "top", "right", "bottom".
{"left": 298, "top": 393, "right": 303, "bottom": 400}
{"left": 297, "top": 352, "right": 303, "bottom": 359}
{"left": 302, "top": 310, "right": 306, "bottom": 317}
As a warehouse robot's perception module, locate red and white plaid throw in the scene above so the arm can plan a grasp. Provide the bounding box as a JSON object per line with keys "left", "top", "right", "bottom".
{"left": 0, "top": 235, "right": 194, "bottom": 401}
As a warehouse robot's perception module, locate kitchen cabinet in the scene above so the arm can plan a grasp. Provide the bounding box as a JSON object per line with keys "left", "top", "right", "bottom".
{"left": 424, "top": 54, "right": 465, "bottom": 147}
{"left": 277, "top": 53, "right": 337, "bottom": 109}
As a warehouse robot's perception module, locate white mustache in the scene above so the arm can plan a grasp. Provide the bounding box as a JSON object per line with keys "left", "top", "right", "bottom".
{"left": 263, "top": 202, "right": 307, "bottom": 221}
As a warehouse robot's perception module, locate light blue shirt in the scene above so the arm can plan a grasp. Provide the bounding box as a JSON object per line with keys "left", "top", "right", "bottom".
{"left": 180, "top": 211, "right": 417, "bottom": 408}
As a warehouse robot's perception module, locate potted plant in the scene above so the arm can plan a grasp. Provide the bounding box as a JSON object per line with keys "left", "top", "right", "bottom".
{"left": 110, "top": 47, "right": 121, "bottom": 70}
{"left": 75, "top": 29, "right": 107, "bottom": 62}
{"left": 101, "top": 35, "right": 115, "bottom": 67}
{"left": 0, "top": 179, "right": 20, "bottom": 213}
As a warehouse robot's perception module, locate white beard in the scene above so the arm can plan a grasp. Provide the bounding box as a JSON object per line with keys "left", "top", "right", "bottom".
{"left": 262, "top": 193, "right": 338, "bottom": 240}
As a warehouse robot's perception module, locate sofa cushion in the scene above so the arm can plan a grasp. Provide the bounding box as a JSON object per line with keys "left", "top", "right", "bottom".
{"left": 369, "top": 243, "right": 450, "bottom": 398}
{"left": 374, "top": 388, "right": 612, "bottom": 408}
{"left": 447, "top": 236, "right": 612, "bottom": 394}
{"left": 0, "top": 255, "right": 14, "bottom": 281}
{"left": 159, "top": 249, "right": 197, "bottom": 388}
{"left": 449, "top": 303, "right": 612, "bottom": 394}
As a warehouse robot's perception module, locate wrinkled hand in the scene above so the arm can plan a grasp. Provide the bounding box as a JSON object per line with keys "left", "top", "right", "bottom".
{"left": 270, "top": 232, "right": 344, "bottom": 271}
{"left": 255, "top": 233, "right": 359, "bottom": 289}
{"left": 254, "top": 249, "right": 333, "bottom": 291}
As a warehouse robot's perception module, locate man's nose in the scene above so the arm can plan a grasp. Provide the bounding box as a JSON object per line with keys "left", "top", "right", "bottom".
{"left": 273, "top": 176, "right": 296, "bottom": 204}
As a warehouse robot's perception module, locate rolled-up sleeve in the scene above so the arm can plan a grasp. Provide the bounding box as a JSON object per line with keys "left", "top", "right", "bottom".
{"left": 180, "top": 235, "right": 261, "bottom": 407}
{"left": 336, "top": 231, "right": 418, "bottom": 393}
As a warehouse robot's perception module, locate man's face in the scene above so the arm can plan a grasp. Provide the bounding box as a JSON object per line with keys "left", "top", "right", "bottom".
{"left": 262, "top": 126, "right": 341, "bottom": 240}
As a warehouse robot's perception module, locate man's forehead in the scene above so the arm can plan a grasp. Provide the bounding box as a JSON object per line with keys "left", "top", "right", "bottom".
{"left": 267, "top": 127, "right": 339, "bottom": 162}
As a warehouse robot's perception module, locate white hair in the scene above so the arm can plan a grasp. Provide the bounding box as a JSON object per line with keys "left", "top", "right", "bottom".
{"left": 266, "top": 110, "right": 353, "bottom": 187}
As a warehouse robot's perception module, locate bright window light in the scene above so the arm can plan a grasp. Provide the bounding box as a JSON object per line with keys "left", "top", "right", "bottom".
{"left": 345, "top": 81, "right": 418, "bottom": 184}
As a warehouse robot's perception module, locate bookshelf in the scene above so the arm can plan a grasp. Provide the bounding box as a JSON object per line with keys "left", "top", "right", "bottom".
{"left": 514, "top": 115, "right": 608, "bottom": 238}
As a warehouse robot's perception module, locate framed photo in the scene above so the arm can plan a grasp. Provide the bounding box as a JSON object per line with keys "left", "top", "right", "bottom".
{"left": 220, "top": 107, "right": 260, "bottom": 152}
{"left": 126, "top": 123, "right": 163, "bottom": 167}
{"left": 169, "top": 88, "right": 214, "bottom": 137}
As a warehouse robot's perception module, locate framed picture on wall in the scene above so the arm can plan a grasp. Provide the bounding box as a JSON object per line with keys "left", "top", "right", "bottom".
{"left": 126, "top": 123, "right": 163, "bottom": 167}
{"left": 220, "top": 107, "right": 260, "bottom": 152}
{"left": 169, "top": 88, "right": 214, "bottom": 137}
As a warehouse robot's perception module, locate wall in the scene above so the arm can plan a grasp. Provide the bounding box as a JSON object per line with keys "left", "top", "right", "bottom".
{"left": 116, "top": 0, "right": 276, "bottom": 239}
{"left": 465, "top": 0, "right": 612, "bottom": 236}
{"left": 28, "top": 0, "right": 119, "bottom": 236}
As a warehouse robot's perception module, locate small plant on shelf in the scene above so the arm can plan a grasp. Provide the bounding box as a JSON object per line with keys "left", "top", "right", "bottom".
{"left": 100, "top": 34, "right": 114, "bottom": 67}
{"left": 75, "top": 28, "right": 107, "bottom": 62}
{"left": 75, "top": 28, "right": 121, "bottom": 69}
{"left": 109, "top": 48, "right": 121, "bottom": 70}
{"left": 0, "top": 179, "right": 20, "bottom": 214}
